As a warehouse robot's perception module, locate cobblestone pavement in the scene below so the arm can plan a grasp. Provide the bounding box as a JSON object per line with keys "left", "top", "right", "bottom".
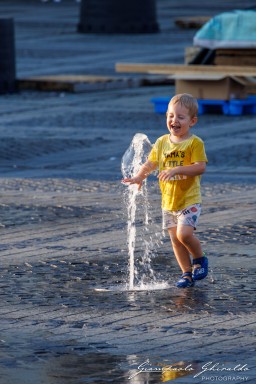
{"left": 0, "top": 1, "right": 256, "bottom": 383}
{"left": 0, "top": 179, "right": 255, "bottom": 384}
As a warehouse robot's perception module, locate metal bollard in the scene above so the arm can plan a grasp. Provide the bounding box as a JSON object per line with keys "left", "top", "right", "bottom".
{"left": 0, "top": 18, "right": 16, "bottom": 94}
{"left": 77, "top": 0, "right": 159, "bottom": 34}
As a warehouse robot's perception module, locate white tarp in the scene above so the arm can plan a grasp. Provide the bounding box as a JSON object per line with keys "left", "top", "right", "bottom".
{"left": 193, "top": 10, "right": 256, "bottom": 49}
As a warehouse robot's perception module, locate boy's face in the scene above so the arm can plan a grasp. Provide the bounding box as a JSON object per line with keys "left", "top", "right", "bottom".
{"left": 166, "top": 102, "right": 197, "bottom": 140}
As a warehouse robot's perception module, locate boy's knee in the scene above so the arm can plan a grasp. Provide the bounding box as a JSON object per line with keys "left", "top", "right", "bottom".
{"left": 177, "top": 228, "right": 193, "bottom": 244}
{"left": 168, "top": 229, "right": 179, "bottom": 245}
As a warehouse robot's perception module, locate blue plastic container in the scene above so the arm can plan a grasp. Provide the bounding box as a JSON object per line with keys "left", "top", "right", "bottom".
{"left": 151, "top": 96, "right": 256, "bottom": 116}
{"left": 151, "top": 97, "right": 170, "bottom": 114}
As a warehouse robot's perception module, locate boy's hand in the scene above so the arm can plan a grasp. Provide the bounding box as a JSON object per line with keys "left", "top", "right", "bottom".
{"left": 158, "top": 168, "right": 176, "bottom": 181}
{"left": 158, "top": 162, "right": 206, "bottom": 181}
{"left": 121, "top": 177, "right": 143, "bottom": 190}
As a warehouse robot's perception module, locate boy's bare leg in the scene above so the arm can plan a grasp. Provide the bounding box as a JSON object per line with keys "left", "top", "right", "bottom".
{"left": 176, "top": 224, "right": 203, "bottom": 256}
{"left": 168, "top": 225, "right": 204, "bottom": 280}
{"left": 168, "top": 227, "right": 192, "bottom": 281}
{"left": 176, "top": 224, "right": 204, "bottom": 271}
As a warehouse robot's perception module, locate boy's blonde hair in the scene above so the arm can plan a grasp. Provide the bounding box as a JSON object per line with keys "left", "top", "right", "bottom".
{"left": 168, "top": 93, "right": 198, "bottom": 117}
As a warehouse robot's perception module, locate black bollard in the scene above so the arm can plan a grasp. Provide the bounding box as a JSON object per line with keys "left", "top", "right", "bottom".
{"left": 77, "top": 0, "right": 159, "bottom": 34}
{"left": 0, "top": 18, "right": 16, "bottom": 94}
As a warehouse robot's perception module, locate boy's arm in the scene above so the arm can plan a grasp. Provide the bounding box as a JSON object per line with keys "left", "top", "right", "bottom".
{"left": 158, "top": 162, "right": 206, "bottom": 181}
{"left": 122, "top": 160, "right": 157, "bottom": 190}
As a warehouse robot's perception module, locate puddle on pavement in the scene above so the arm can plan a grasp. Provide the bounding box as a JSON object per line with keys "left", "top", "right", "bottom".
{"left": 0, "top": 332, "right": 198, "bottom": 384}
{"left": 0, "top": 347, "right": 125, "bottom": 384}
{"left": 1, "top": 259, "right": 255, "bottom": 383}
{"left": 95, "top": 281, "right": 169, "bottom": 292}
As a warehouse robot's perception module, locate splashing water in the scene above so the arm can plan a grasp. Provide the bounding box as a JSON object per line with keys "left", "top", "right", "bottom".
{"left": 121, "top": 133, "right": 152, "bottom": 181}
{"left": 122, "top": 133, "right": 168, "bottom": 291}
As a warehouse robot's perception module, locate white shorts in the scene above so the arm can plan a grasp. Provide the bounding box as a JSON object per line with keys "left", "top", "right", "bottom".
{"left": 162, "top": 204, "right": 201, "bottom": 230}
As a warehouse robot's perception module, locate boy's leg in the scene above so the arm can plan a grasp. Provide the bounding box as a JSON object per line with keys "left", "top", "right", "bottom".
{"left": 176, "top": 224, "right": 204, "bottom": 261}
{"left": 176, "top": 224, "right": 208, "bottom": 280}
{"left": 168, "top": 227, "right": 192, "bottom": 281}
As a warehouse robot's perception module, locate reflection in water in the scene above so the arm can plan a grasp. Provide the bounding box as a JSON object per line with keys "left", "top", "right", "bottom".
{"left": 0, "top": 338, "right": 198, "bottom": 384}
{"left": 124, "top": 285, "right": 211, "bottom": 315}
{"left": 126, "top": 356, "right": 199, "bottom": 383}
{"left": 160, "top": 286, "right": 211, "bottom": 313}
{"left": 46, "top": 352, "right": 125, "bottom": 384}
{"left": 0, "top": 344, "right": 126, "bottom": 384}
{"left": 161, "top": 361, "right": 195, "bottom": 382}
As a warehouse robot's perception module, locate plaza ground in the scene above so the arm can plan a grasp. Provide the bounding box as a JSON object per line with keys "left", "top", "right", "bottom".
{"left": 0, "top": 1, "right": 255, "bottom": 383}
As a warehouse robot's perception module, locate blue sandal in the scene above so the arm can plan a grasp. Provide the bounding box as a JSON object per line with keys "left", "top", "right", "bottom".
{"left": 192, "top": 255, "right": 208, "bottom": 281}
{"left": 176, "top": 272, "right": 194, "bottom": 288}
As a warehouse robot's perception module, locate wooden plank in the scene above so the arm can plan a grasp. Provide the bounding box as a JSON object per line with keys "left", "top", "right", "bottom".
{"left": 20, "top": 75, "right": 121, "bottom": 83}
{"left": 215, "top": 56, "right": 256, "bottom": 66}
{"left": 214, "top": 49, "right": 256, "bottom": 66}
{"left": 215, "top": 49, "right": 256, "bottom": 56}
{"left": 246, "top": 83, "right": 256, "bottom": 95}
{"left": 175, "top": 16, "right": 211, "bottom": 29}
{"left": 18, "top": 75, "right": 139, "bottom": 93}
{"left": 115, "top": 63, "right": 256, "bottom": 76}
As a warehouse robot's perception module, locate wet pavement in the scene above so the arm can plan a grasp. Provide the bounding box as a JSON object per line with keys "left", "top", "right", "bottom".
{"left": 0, "top": 1, "right": 256, "bottom": 383}
{"left": 0, "top": 179, "right": 255, "bottom": 384}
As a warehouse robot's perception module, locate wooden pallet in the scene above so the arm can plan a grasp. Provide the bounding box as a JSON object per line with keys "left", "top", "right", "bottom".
{"left": 18, "top": 75, "right": 138, "bottom": 93}
{"left": 115, "top": 63, "right": 256, "bottom": 77}
{"left": 214, "top": 49, "right": 256, "bottom": 66}
{"left": 175, "top": 16, "right": 211, "bottom": 29}
{"left": 246, "top": 83, "right": 256, "bottom": 95}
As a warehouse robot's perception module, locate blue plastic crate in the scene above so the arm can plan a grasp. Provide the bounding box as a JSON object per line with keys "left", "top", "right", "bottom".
{"left": 151, "top": 97, "right": 231, "bottom": 115}
{"left": 197, "top": 99, "right": 230, "bottom": 115}
{"left": 151, "top": 96, "right": 256, "bottom": 116}
{"left": 228, "top": 96, "right": 256, "bottom": 115}
{"left": 151, "top": 97, "right": 170, "bottom": 114}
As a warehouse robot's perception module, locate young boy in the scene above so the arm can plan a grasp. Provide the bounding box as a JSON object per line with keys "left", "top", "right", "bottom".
{"left": 122, "top": 93, "right": 208, "bottom": 288}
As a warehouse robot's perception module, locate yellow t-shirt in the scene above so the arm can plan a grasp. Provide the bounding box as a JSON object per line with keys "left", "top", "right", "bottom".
{"left": 147, "top": 134, "right": 208, "bottom": 211}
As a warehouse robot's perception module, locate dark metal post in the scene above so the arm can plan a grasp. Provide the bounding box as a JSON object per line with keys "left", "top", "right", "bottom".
{"left": 0, "top": 18, "right": 16, "bottom": 94}
{"left": 77, "top": 0, "right": 159, "bottom": 34}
